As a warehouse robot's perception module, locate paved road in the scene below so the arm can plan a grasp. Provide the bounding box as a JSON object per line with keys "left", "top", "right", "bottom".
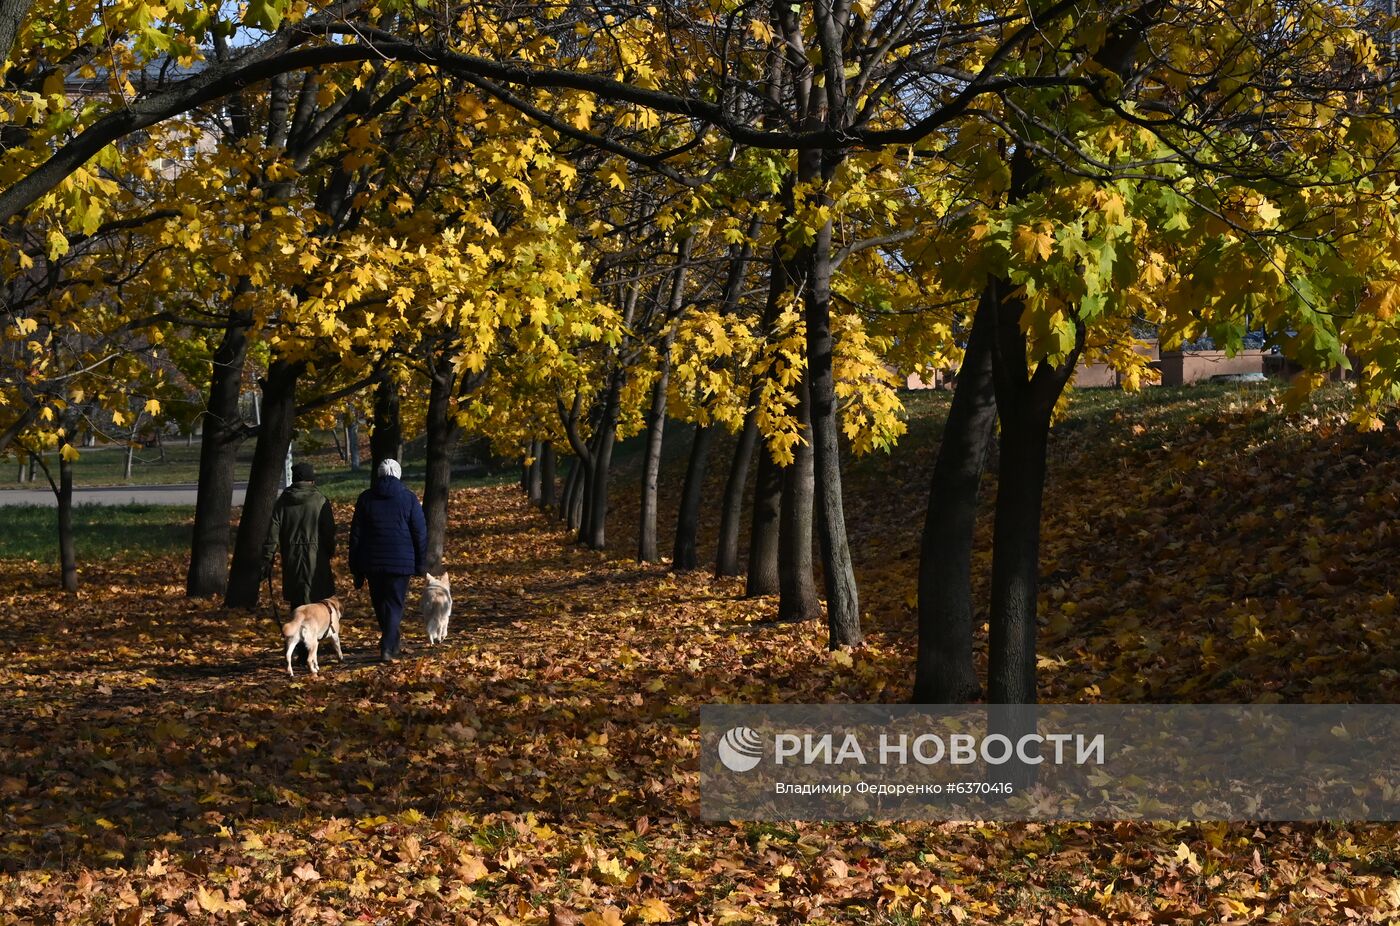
{"left": 0, "top": 482, "right": 247, "bottom": 507}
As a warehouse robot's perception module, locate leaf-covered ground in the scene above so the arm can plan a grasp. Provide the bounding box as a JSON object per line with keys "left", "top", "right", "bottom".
{"left": 5, "top": 385, "right": 1400, "bottom": 924}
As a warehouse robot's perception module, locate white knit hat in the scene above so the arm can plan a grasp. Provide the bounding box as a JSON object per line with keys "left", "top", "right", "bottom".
{"left": 377, "top": 458, "right": 402, "bottom": 479}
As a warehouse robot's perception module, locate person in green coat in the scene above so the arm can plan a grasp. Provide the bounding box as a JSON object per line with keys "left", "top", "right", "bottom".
{"left": 261, "top": 462, "right": 337, "bottom": 609}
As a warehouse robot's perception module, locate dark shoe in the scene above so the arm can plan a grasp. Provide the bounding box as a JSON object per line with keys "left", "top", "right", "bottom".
{"left": 379, "top": 651, "right": 396, "bottom": 664}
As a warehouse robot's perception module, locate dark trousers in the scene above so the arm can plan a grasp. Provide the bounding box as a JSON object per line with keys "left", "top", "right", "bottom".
{"left": 368, "top": 573, "right": 410, "bottom": 656}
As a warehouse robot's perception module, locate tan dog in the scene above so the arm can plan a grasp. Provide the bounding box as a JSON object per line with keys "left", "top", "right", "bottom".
{"left": 282, "top": 596, "right": 344, "bottom": 677}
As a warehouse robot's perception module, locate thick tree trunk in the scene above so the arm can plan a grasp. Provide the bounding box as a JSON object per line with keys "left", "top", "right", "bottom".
{"left": 987, "top": 395, "right": 1053, "bottom": 705}
{"left": 423, "top": 360, "right": 458, "bottom": 574}
{"left": 715, "top": 411, "right": 757, "bottom": 577}
{"left": 186, "top": 319, "right": 249, "bottom": 598}
{"left": 777, "top": 378, "right": 824, "bottom": 621}
{"left": 986, "top": 278, "right": 1080, "bottom": 705}
{"left": 540, "top": 441, "right": 556, "bottom": 509}
{"left": 672, "top": 424, "right": 713, "bottom": 571}
{"left": 803, "top": 150, "right": 861, "bottom": 648}
{"left": 913, "top": 294, "right": 997, "bottom": 704}
{"left": 225, "top": 359, "right": 302, "bottom": 609}
{"left": 527, "top": 438, "right": 543, "bottom": 505}
{"left": 370, "top": 374, "right": 401, "bottom": 479}
{"left": 741, "top": 217, "right": 797, "bottom": 597}
{"left": 57, "top": 444, "right": 76, "bottom": 594}
{"left": 745, "top": 446, "right": 782, "bottom": 596}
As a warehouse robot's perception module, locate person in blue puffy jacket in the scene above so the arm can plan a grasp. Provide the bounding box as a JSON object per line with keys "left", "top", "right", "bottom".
{"left": 349, "top": 458, "right": 427, "bottom": 662}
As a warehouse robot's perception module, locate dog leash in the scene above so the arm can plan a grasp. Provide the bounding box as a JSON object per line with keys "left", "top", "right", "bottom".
{"left": 266, "top": 563, "right": 281, "bottom": 624}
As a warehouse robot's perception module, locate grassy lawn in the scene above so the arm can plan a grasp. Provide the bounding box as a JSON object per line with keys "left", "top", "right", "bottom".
{"left": 0, "top": 504, "right": 196, "bottom": 561}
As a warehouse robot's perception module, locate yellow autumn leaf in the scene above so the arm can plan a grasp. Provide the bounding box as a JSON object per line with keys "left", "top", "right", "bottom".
{"left": 196, "top": 885, "right": 246, "bottom": 913}
{"left": 456, "top": 854, "right": 489, "bottom": 883}
{"left": 582, "top": 907, "right": 625, "bottom": 926}
{"left": 1013, "top": 224, "right": 1055, "bottom": 262}
{"left": 633, "top": 897, "right": 675, "bottom": 923}
{"left": 748, "top": 18, "right": 774, "bottom": 43}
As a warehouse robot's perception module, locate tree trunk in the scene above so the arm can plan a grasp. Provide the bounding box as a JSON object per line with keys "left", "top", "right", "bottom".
{"left": 57, "top": 443, "right": 76, "bottom": 594}
{"left": 778, "top": 378, "right": 823, "bottom": 622}
{"left": 639, "top": 238, "right": 692, "bottom": 564}
{"left": 186, "top": 319, "right": 249, "bottom": 598}
{"left": 540, "top": 441, "right": 556, "bottom": 509}
{"left": 423, "top": 359, "right": 458, "bottom": 574}
{"left": 347, "top": 413, "right": 360, "bottom": 471}
{"left": 803, "top": 148, "right": 861, "bottom": 648}
{"left": 123, "top": 435, "right": 135, "bottom": 482}
{"left": 742, "top": 223, "right": 796, "bottom": 598}
{"left": 225, "top": 359, "right": 302, "bottom": 609}
{"left": 715, "top": 411, "right": 757, "bottom": 577}
{"left": 746, "top": 446, "right": 782, "bottom": 596}
{"left": 527, "top": 438, "right": 543, "bottom": 505}
{"left": 637, "top": 355, "right": 672, "bottom": 563}
{"left": 986, "top": 277, "right": 1080, "bottom": 705}
{"left": 331, "top": 421, "right": 346, "bottom": 461}
{"left": 370, "top": 374, "right": 401, "bottom": 479}
{"left": 560, "top": 455, "right": 579, "bottom": 521}
{"left": 986, "top": 393, "right": 1052, "bottom": 705}
{"left": 567, "top": 458, "right": 586, "bottom": 529}
{"left": 672, "top": 424, "right": 713, "bottom": 571}
{"left": 584, "top": 373, "right": 622, "bottom": 550}
{"left": 913, "top": 294, "right": 997, "bottom": 704}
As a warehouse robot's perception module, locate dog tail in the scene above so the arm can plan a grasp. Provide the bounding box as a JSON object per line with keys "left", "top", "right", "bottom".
{"left": 281, "top": 617, "right": 301, "bottom": 639}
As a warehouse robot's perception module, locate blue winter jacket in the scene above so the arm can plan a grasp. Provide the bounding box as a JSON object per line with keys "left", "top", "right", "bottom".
{"left": 349, "top": 475, "right": 427, "bottom": 578}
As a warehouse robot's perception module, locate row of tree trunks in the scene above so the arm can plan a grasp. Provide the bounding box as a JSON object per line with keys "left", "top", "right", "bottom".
{"left": 673, "top": 224, "right": 759, "bottom": 572}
